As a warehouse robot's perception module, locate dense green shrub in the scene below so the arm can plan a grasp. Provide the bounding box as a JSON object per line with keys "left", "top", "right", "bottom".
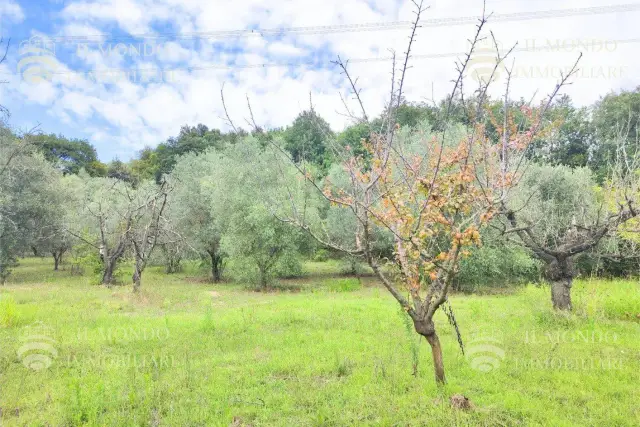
{"left": 312, "top": 249, "right": 330, "bottom": 262}
{"left": 339, "top": 256, "right": 368, "bottom": 276}
{"left": 454, "top": 245, "right": 541, "bottom": 292}
{"left": 274, "top": 252, "right": 303, "bottom": 279}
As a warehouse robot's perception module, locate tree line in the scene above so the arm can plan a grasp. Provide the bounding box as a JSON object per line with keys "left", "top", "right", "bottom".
{"left": 2, "top": 87, "right": 637, "bottom": 280}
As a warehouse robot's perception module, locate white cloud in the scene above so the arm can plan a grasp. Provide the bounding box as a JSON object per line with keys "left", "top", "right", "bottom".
{"left": 5, "top": 0, "right": 639, "bottom": 159}
{"left": 155, "top": 42, "right": 193, "bottom": 63}
{"left": 267, "top": 41, "right": 305, "bottom": 57}
{"left": 0, "top": 0, "right": 24, "bottom": 22}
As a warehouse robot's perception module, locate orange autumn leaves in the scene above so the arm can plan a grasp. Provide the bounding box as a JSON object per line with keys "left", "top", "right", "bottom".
{"left": 324, "top": 104, "right": 549, "bottom": 292}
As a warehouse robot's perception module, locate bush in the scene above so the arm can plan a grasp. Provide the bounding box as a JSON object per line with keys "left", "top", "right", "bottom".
{"left": 225, "top": 257, "right": 260, "bottom": 285}
{"left": 312, "top": 249, "right": 330, "bottom": 262}
{"left": 574, "top": 250, "right": 639, "bottom": 278}
{"left": 455, "top": 245, "right": 541, "bottom": 292}
{"left": 274, "top": 252, "right": 303, "bottom": 279}
{"left": 339, "top": 256, "right": 367, "bottom": 276}
{"left": 226, "top": 252, "right": 302, "bottom": 289}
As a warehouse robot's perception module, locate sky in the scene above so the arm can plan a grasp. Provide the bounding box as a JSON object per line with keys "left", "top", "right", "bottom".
{"left": 0, "top": 0, "right": 637, "bottom": 161}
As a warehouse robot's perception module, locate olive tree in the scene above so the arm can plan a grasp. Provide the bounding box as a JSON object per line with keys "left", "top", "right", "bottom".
{"left": 32, "top": 174, "right": 81, "bottom": 270}
{"left": 168, "top": 151, "right": 226, "bottom": 282}
{"left": 128, "top": 180, "right": 170, "bottom": 292}
{"left": 211, "top": 141, "right": 303, "bottom": 288}
{"left": 168, "top": 140, "right": 305, "bottom": 287}
{"left": 0, "top": 130, "right": 60, "bottom": 282}
{"left": 67, "top": 176, "right": 143, "bottom": 285}
{"left": 499, "top": 160, "right": 639, "bottom": 310}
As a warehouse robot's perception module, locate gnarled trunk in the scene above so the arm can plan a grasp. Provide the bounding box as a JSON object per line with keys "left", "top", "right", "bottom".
{"left": 545, "top": 257, "right": 575, "bottom": 311}
{"left": 101, "top": 239, "right": 127, "bottom": 286}
{"left": 53, "top": 252, "right": 60, "bottom": 271}
{"left": 551, "top": 277, "right": 573, "bottom": 310}
{"left": 52, "top": 248, "right": 66, "bottom": 271}
{"left": 212, "top": 255, "right": 222, "bottom": 283}
{"left": 207, "top": 249, "right": 224, "bottom": 283}
{"left": 102, "top": 259, "right": 116, "bottom": 285}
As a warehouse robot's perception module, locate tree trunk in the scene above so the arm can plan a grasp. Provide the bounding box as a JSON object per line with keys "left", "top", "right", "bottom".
{"left": 52, "top": 249, "right": 65, "bottom": 271}
{"left": 258, "top": 265, "right": 268, "bottom": 289}
{"left": 132, "top": 261, "right": 142, "bottom": 293}
{"left": 413, "top": 319, "right": 446, "bottom": 384}
{"left": 425, "top": 332, "right": 446, "bottom": 384}
{"left": 551, "top": 276, "right": 573, "bottom": 311}
{"left": 102, "top": 260, "right": 116, "bottom": 285}
{"left": 546, "top": 257, "right": 574, "bottom": 311}
{"left": 208, "top": 250, "right": 223, "bottom": 283}
{"left": 212, "top": 256, "right": 221, "bottom": 283}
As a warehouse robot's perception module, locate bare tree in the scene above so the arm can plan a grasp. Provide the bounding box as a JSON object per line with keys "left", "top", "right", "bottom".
{"left": 129, "top": 180, "right": 171, "bottom": 292}
{"left": 252, "top": 1, "right": 577, "bottom": 384}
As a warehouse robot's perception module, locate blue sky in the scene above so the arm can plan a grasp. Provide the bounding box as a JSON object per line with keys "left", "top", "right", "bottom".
{"left": 0, "top": 0, "right": 637, "bottom": 161}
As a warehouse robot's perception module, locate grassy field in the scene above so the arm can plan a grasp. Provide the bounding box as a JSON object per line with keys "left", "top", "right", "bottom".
{"left": 0, "top": 258, "right": 639, "bottom": 426}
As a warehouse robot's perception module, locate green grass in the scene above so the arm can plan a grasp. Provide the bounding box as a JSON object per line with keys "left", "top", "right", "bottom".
{"left": 0, "top": 257, "right": 639, "bottom": 426}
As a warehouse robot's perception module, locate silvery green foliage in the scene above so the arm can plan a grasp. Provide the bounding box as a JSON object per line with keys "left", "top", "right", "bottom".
{"left": 75, "top": 175, "right": 131, "bottom": 241}
{"left": 166, "top": 150, "right": 224, "bottom": 263}
{"left": 509, "top": 164, "right": 601, "bottom": 250}
{"left": 213, "top": 139, "right": 303, "bottom": 286}
{"left": 0, "top": 132, "right": 63, "bottom": 281}
{"left": 169, "top": 137, "right": 304, "bottom": 286}
{"left": 31, "top": 173, "right": 83, "bottom": 266}
{"left": 70, "top": 175, "right": 139, "bottom": 283}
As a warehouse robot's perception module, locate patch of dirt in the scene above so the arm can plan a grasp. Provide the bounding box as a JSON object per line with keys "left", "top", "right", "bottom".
{"left": 209, "top": 291, "right": 221, "bottom": 298}
{"left": 229, "top": 416, "right": 253, "bottom": 427}
{"left": 450, "top": 394, "right": 473, "bottom": 411}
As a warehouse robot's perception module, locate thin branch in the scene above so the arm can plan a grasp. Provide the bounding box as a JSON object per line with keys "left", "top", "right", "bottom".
{"left": 220, "top": 83, "right": 238, "bottom": 133}
{"left": 332, "top": 56, "right": 369, "bottom": 123}
{"left": 245, "top": 94, "right": 261, "bottom": 132}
